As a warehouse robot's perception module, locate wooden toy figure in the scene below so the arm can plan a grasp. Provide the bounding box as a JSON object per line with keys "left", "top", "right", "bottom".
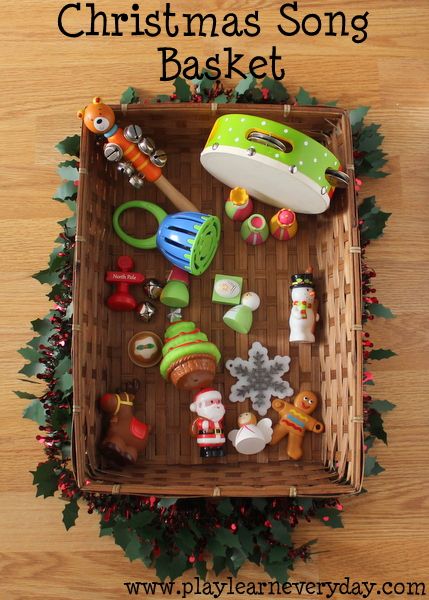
{"left": 225, "top": 187, "right": 254, "bottom": 222}
{"left": 223, "top": 291, "right": 260, "bottom": 334}
{"left": 289, "top": 266, "right": 319, "bottom": 343}
{"left": 105, "top": 255, "right": 144, "bottom": 311}
{"left": 228, "top": 412, "right": 273, "bottom": 455}
{"left": 270, "top": 391, "right": 324, "bottom": 460}
{"left": 269, "top": 208, "right": 298, "bottom": 240}
{"left": 99, "top": 391, "right": 151, "bottom": 465}
{"left": 240, "top": 214, "right": 269, "bottom": 245}
{"left": 190, "top": 389, "right": 226, "bottom": 458}
{"left": 78, "top": 97, "right": 198, "bottom": 213}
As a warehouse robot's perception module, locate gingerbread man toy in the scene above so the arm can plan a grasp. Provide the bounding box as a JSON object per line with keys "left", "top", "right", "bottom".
{"left": 270, "top": 390, "right": 324, "bottom": 460}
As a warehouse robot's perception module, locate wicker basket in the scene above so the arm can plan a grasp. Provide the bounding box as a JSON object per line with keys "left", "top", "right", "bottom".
{"left": 72, "top": 103, "right": 363, "bottom": 498}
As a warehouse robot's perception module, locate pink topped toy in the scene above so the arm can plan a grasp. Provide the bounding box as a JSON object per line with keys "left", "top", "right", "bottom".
{"left": 105, "top": 256, "right": 144, "bottom": 312}
{"left": 190, "top": 389, "right": 226, "bottom": 458}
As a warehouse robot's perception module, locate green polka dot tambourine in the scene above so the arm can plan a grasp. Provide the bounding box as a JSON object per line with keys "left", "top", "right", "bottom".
{"left": 200, "top": 114, "right": 350, "bottom": 214}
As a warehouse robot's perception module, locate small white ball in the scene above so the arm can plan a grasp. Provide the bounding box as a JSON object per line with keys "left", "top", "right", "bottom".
{"left": 241, "top": 292, "right": 260, "bottom": 311}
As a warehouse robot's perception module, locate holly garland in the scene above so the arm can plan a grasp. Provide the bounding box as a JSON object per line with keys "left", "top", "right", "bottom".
{"left": 17, "top": 76, "right": 394, "bottom": 582}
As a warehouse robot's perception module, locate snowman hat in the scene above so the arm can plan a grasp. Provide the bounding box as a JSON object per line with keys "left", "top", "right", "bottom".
{"left": 290, "top": 268, "right": 315, "bottom": 289}
{"left": 190, "top": 388, "right": 222, "bottom": 412}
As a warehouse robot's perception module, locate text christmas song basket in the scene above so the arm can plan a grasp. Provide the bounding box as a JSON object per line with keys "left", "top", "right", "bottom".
{"left": 72, "top": 103, "right": 363, "bottom": 498}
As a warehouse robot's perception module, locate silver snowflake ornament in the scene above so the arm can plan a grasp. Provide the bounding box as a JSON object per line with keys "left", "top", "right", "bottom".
{"left": 225, "top": 342, "right": 293, "bottom": 416}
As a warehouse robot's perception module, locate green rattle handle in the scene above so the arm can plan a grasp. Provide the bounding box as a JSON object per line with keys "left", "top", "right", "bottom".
{"left": 112, "top": 200, "right": 167, "bottom": 249}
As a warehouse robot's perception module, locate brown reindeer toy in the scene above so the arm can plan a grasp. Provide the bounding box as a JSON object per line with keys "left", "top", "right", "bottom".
{"left": 99, "top": 387, "right": 151, "bottom": 465}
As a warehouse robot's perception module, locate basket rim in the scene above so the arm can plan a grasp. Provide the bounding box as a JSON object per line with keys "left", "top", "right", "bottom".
{"left": 72, "top": 103, "right": 363, "bottom": 499}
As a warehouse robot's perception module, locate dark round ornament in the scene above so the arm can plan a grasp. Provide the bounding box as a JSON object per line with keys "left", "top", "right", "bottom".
{"left": 143, "top": 278, "right": 164, "bottom": 300}
{"left": 135, "top": 301, "right": 156, "bottom": 322}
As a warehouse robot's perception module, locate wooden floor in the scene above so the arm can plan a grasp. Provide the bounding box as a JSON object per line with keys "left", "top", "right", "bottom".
{"left": 1, "top": 1, "right": 428, "bottom": 598}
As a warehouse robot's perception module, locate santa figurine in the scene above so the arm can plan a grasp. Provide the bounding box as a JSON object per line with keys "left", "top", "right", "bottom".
{"left": 190, "top": 388, "right": 226, "bottom": 458}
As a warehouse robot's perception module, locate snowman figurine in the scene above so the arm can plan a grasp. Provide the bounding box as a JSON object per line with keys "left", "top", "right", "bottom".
{"left": 289, "top": 267, "right": 319, "bottom": 344}
{"left": 228, "top": 412, "right": 273, "bottom": 455}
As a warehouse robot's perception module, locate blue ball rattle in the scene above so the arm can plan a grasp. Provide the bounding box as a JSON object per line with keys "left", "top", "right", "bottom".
{"left": 112, "top": 200, "right": 221, "bottom": 276}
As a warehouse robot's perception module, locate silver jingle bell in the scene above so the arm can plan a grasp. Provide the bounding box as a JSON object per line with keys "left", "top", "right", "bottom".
{"left": 143, "top": 278, "right": 164, "bottom": 300}
{"left": 117, "top": 161, "right": 135, "bottom": 177}
{"left": 123, "top": 124, "right": 143, "bottom": 144}
{"left": 135, "top": 300, "right": 156, "bottom": 322}
{"left": 103, "top": 142, "right": 123, "bottom": 162}
{"left": 138, "top": 137, "right": 156, "bottom": 156}
{"left": 150, "top": 149, "right": 167, "bottom": 168}
{"left": 129, "top": 174, "right": 145, "bottom": 189}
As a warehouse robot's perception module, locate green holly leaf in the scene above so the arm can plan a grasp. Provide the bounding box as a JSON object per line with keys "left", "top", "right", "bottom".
{"left": 270, "top": 519, "right": 291, "bottom": 544}
{"left": 350, "top": 106, "right": 370, "bottom": 129}
{"left": 14, "top": 390, "right": 38, "bottom": 399}
{"left": 157, "top": 497, "right": 176, "bottom": 508}
{"left": 364, "top": 435, "right": 375, "bottom": 449}
{"left": 175, "top": 528, "right": 196, "bottom": 554}
{"left": 173, "top": 77, "right": 191, "bottom": 101}
{"left": 214, "top": 93, "right": 228, "bottom": 103}
{"left": 18, "top": 346, "right": 40, "bottom": 363}
{"left": 358, "top": 195, "right": 377, "bottom": 219}
{"left": 192, "top": 69, "right": 217, "bottom": 95}
{"left": 261, "top": 77, "right": 289, "bottom": 102}
{"left": 368, "top": 411, "right": 387, "bottom": 444}
{"left": 262, "top": 559, "right": 290, "bottom": 583}
{"left": 216, "top": 498, "right": 234, "bottom": 516}
{"left": 358, "top": 124, "right": 384, "bottom": 153}
{"left": 268, "top": 545, "right": 289, "bottom": 563}
{"left": 56, "top": 135, "right": 80, "bottom": 157}
{"left": 51, "top": 407, "right": 70, "bottom": 430}
{"left": 113, "top": 521, "right": 132, "bottom": 551}
{"left": 195, "top": 560, "right": 207, "bottom": 580}
{"left": 154, "top": 94, "right": 171, "bottom": 103}
{"left": 364, "top": 455, "right": 385, "bottom": 477}
{"left": 120, "top": 87, "right": 139, "bottom": 104}
{"left": 53, "top": 181, "right": 77, "bottom": 202}
{"left": 31, "top": 317, "right": 53, "bottom": 336}
{"left": 296, "top": 87, "right": 317, "bottom": 105}
{"left": 156, "top": 552, "right": 188, "bottom": 581}
{"left": 55, "top": 356, "right": 71, "bottom": 377}
{"left": 361, "top": 209, "right": 391, "bottom": 240}
{"left": 315, "top": 507, "right": 344, "bottom": 528}
{"left": 370, "top": 399, "right": 396, "bottom": 412}
{"left": 368, "top": 348, "right": 396, "bottom": 360}
{"left": 215, "top": 527, "right": 241, "bottom": 549}
{"left": 57, "top": 164, "right": 79, "bottom": 182}
{"left": 32, "top": 268, "right": 61, "bottom": 286}
{"left": 234, "top": 73, "right": 256, "bottom": 96}
{"left": 206, "top": 537, "right": 227, "bottom": 558}
{"left": 252, "top": 498, "right": 267, "bottom": 512}
{"left": 23, "top": 399, "right": 46, "bottom": 425}
{"left": 62, "top": 499, "right": 79, "bottom": 530}
{"left": 124, "top": 531, "right": 143, "bottom": 561}
{"left": 367, "top": 303, "right": 395, "bottom": 319}
{"left": 30, "top": 461, "right": 59, "bottom": 498}
{"left": 128, "top": 509, "right": 156, "bottom": 529}
{"left": 297, "top": 498, "right": 314, "bottom": 515}
{"left": 213, "top": 555, "right": 226, "bottom": 576}
{"left": 226, "top": 548, "right": 246, "bottom": 576}
{"left": 56, "top": 372, "right": 73, "bottom": 393}
{"left": 237, "top": 525, "right": 254, "bottom": 555}
{"left": 19, "top": 358, "right": 46, "bottom": 378}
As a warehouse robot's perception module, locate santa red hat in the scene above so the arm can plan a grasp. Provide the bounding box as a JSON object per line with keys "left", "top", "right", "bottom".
{"left": 190, "top": 388, "right": 222, "bottom": 412}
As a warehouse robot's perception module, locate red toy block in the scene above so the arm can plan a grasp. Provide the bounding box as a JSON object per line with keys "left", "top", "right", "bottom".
{"left": 105, "top": 256, "right": 144, "bottom": 311}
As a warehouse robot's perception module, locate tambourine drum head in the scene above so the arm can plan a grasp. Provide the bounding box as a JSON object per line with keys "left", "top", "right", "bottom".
{"left": 201, "top": 148, "right": 330, "bottom": 215}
